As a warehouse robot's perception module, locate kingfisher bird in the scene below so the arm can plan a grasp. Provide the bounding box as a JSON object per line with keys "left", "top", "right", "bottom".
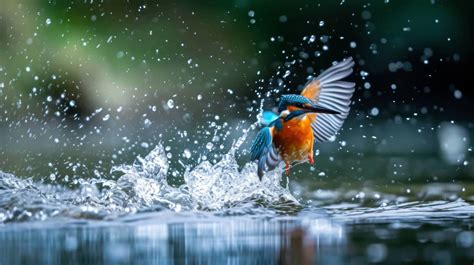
{"left": 251, "top": 57, "right": 355, "bottom": 179}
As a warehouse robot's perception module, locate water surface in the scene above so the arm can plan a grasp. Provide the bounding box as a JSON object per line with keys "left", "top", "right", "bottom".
{"left": 1, "top": 145, "right": 473, "bottom": 265}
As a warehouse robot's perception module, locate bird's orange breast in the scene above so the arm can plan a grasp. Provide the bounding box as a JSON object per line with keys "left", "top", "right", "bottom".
{"left": 272, "top": 117, "right": 314, "bottom": 163}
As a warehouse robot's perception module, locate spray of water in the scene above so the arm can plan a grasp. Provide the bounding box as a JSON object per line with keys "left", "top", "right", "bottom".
{"left": 0, "top": 129, "right": 299, "bottom": 223}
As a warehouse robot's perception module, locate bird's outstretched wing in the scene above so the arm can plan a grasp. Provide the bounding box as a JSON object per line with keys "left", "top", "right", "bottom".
{"left": 301, "top": 57, "right": 355, "bottom": 142}
{"left": 250, "top": 127, "right": 281, "bottom": 179}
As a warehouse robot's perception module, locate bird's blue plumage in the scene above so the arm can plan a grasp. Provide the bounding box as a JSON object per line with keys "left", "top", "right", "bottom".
{"left": 260, "top": 111, "right": 283, "bottom": 130}
{"left": 278, "top": 94, "right": 314, "bottom": 112}
{"left": 273, "top": 118, "right": 283, "bottom": 130}
{"left": 250, "top": 126, "right": 281, "bottom": 179}
{"left": 250, "top": 127, "right": 272, "bottom": 161}
{"left": 250, "top": 57, "right": 356, "bottom": 179}
{"left": 261, "top": 111, "right": 279, "bottom": 126}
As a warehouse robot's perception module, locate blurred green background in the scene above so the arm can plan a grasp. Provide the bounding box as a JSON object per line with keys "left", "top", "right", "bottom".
{"left": 0, "top": 0, "right": 472, "bottom": 190}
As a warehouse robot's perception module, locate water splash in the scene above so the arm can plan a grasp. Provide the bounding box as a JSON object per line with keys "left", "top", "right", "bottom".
{"left": 0, "top": 141, "right": 297, "bottom": 223}
{"left": 2, "top": 136, "right": 472, "bottom": 224}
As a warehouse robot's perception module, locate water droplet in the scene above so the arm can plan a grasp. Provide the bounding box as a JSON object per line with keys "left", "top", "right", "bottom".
{"left": 144, "top": 118, "right": 152, "bottom": 127}
{"left": 45, "top": 18, "right": 52, "bottom": 25}
{"left": 454, "top": 90, "right": 462, "bottom": 99}
{"left": 206, "top": 142, "right": 214, "bottom": 150}
{"left": 102, "top": 114, "right": 110, "bottom": 121}
{"left": 167, "top": 99, "right": 174, "bottom": 109}
{"left": 279, "top": 15, "right": 288, "bottom": 23}
{"left": 370, "top": 107, "right": 379, "bottom": 116}
{"left": 183, "top": 149, "right": 191, "bottom": 159}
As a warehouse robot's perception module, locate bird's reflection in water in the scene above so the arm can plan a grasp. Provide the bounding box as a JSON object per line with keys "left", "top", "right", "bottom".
{"left": 279, "top": 219, "right": 346, "bottom": 265}
{"left": 279, "top": 228, "right": 315, "bottom": 265}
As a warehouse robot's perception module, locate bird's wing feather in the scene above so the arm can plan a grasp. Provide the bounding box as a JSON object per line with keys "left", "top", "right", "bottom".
{"left": 301, "top": 57, "right": 355, "bottom": 142}
{"left": 250, "top": 127, "right": 281, "bottom": 179}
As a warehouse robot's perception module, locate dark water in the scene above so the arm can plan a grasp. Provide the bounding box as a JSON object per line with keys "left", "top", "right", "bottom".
{"left": 1, "top": 201, "right": 473, "bottom": 265}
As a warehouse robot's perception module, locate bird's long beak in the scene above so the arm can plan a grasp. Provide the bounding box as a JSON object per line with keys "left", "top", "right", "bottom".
{"left": 284, "top": 105, "right": 340, "bottom": 122}
{"left": 304, "top": 104, "right": 340, "bottom": 115}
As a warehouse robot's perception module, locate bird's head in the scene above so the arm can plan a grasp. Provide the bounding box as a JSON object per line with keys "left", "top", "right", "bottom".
{"left": 278, "top": 94, "right": 340, "bottom": 122}
{"left": 259, "top": 94, "right": 340, "bottom": 128}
